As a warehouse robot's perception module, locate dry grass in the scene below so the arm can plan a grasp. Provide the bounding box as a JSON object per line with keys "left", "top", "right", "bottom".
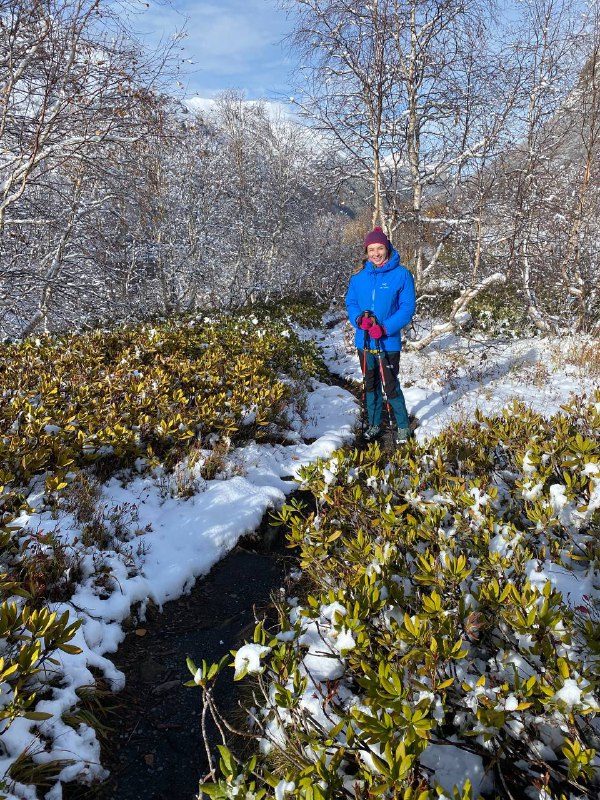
{"left": 531, "top": 358, "right": 551, "bottom": 387}
{"left": 14, "top": 529, "right": 81, "bottom": 604}
{"left": 7, "top": 749, "right": 74, "bottom": 792}
{"left": 562, "top": 337, "right": 600, "bottom": 377}
{"left": 201, "top": 437, "right": 231, "bottom": 481}
{"left": 62, "top": 472, "right": 102, "bottom": 524}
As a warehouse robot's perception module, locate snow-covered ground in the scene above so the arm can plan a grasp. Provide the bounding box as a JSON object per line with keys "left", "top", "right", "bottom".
{"left": 3, "top": 319, "right": 599, "bottom": 799}
{"left": 2, "top": 369, "right": 359, "bottom": 799}
{"left": 318, "top": 321, "right": 599, "bottom": 440}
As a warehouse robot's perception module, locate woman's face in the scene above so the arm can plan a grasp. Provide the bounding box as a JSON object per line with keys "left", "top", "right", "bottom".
{"left": 366, "top": 243, "right": 388, "bottom": 266}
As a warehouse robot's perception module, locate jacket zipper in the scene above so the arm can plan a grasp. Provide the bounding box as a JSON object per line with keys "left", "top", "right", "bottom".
{"left": 371, "top": 269, "right": 376, "bottom": 314}
{"left": 370, "top": 270, "right": 377, "bottom": 348}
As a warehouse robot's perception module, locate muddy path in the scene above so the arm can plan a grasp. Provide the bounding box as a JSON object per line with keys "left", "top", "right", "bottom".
{"left": 67, "top": 517, "right": 295, "bottom": 800}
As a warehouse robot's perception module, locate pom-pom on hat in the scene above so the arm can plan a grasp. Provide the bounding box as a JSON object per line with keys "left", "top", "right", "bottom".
{"left": 364, "top": 226, "right": 391, "bottom": 250}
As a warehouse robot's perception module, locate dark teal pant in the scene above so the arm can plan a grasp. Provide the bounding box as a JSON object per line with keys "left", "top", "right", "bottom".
{"left": 358, "top": 349, "right": 409, "bottom": 429}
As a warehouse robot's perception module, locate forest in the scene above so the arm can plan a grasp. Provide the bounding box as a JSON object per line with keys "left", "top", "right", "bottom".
{"left": 2, "top": 0, "right": 600, "bottom": 339}
{"left": 1, "top": 2, "right": 599, "bottom": 800}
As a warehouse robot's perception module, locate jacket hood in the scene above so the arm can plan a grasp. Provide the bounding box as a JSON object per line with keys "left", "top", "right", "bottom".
{"left": 365, "top": 248, "right": 401, "bottom": 274}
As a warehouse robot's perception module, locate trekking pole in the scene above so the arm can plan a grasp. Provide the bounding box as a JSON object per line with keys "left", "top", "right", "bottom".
{"left": 367, "top": 311, "right": 393, "bottom": 436}
{"left": 374, "top": 336, "right": 393, "bottom": 431}
{"left": 361, "top": 327, "right": 369, "bottom": 435}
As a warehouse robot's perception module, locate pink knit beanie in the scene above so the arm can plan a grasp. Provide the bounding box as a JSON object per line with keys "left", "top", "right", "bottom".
{"left": 364, "top": 226, "right": 391, "bottom": 250}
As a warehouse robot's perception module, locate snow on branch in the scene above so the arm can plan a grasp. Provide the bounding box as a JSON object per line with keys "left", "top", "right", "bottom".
{"left": 409, "top": 272, "right": 507, "bottom": 351}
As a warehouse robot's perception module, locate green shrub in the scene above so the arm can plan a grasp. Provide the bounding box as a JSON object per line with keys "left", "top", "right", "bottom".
{"left": 467, "top": 285, "right": 536, "bottom": 338}
{"left": 0, "top": 308, "right": 328, "bottom": 796}
{"left": 197, "top": 392, "right": 600, "bottom": 799}
{"left": 0, "top": 310, "right": 326, "bottom": 523}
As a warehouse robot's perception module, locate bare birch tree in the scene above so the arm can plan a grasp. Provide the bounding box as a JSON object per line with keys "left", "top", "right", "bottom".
{"left": 558, "top": 0, "right": 600, "bottom": 327}
{"left": 282, "top": 0, "right": 517, "bottom": 344}
{"left": 0, "top": 0, "right": 173, "bottom": 334}
{"left": 494, "top": 0, "right": 584, "bottom": 333}
{"left": 385, "top": 0, "right": 512, "bottom": 291}
{"left": 281, "top": 0, "right": 398, "bottom": 231}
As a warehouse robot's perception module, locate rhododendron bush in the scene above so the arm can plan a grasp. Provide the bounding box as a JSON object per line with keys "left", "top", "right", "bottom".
{"left": 199, "top": 395, "right": 600, "bottom": 799}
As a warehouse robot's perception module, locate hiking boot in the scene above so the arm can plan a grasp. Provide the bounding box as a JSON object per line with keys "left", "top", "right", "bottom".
{"left": 394, "top": 426, "right": 412, "bottom": 445}
{"left": 363, "top": 424, "right": 382, "bottom": 442}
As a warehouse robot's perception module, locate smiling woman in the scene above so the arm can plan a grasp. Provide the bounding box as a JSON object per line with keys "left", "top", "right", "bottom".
{"left": 136, "top": 0, "right": 294, "bottom": 99}
{"left": 346, "top": 226, "right": 416, "bottom": 446}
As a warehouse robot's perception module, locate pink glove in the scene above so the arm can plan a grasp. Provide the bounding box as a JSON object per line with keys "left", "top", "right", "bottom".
{"left": 369, "top": 324, "right": 385, "bottom": 339}
{"left": 357, "top": 314, "right": 373, "bottom": 330}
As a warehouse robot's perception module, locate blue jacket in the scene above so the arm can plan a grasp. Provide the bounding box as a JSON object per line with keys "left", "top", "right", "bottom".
{"left": 345, "top": 249, "right": 416, "bottom": 351}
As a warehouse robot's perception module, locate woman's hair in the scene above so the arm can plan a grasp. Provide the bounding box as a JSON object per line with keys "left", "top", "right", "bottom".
{"left": 353, "top": 256, "right": 368, "bottom": 275}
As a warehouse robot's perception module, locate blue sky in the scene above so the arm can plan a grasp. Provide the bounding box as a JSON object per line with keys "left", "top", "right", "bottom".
{"left": 132, "top": 0, "right": 295, "bottom": 101}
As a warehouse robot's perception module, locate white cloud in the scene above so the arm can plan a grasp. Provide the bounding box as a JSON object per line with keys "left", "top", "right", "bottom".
{"left": 130, "top": 0, "right": 294, "bottom": 98}
{"left": 184, "top": 95, "right": 295, "bottom": 120}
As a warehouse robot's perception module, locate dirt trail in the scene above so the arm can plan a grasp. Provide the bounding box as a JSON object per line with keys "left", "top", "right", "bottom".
{"left": 66, "top": 521, "right": 290, "bottom": 800}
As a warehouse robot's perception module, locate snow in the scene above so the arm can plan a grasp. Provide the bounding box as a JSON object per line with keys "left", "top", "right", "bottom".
{"left": 3, "top": 317, "right": 600, "bottom": 799}
{"left": 319, "top": 325, "right": 599, "bottom": 442}
{"left": 274, "top": 780, "right": 296, "bottom": 800}
{"left": 524, "top": 559, "right": 596, "bottom": 608}
{"left": 333, "top": 628, "right": 356, "bottom": 652}
{"left": 320, "top": 601, "right": 347, "bottom": 621}
{"left": 420, "top": 739, "right": 491, "bottom": 796}
{"left": 553, "top": 679, "right": 583, "bottom": 710}
{"left": 234, "top": 644, "right": 271, "bottom": 679}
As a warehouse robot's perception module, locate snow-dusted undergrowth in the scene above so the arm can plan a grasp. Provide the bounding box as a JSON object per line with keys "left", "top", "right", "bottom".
{"left": 1, "top": 313, "right": 599, "bottom": 799}
{"left": 195, "top": 320, "right": 600, "bottom": 800}
{"left": 0, "top": 310, "right": 357, "bottom": 800}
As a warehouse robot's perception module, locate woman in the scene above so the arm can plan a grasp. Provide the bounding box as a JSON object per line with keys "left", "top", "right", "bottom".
{"left": 345, "top": 226, "right": 416, "bottom": 444}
